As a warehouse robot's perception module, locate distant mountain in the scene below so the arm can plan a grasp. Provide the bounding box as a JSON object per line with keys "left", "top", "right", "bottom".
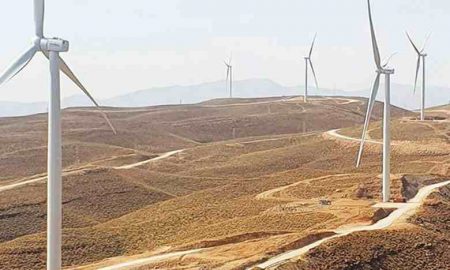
{"left": 103, "top": 78, "right": 291, "bottom": 107}
{"left": 0, "top": 78, "right": 449, "bottom": 117}
{"left": 0, "top": 101, "right": 48, "bottom": 118}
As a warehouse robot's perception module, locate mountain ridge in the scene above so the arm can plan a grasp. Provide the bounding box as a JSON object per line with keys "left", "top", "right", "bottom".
{"left": 0, "top": 78, "right": 449, "bottom": 117}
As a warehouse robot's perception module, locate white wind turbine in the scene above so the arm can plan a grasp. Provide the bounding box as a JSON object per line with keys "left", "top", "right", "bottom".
{"left": 303, "top": 33, "right": 319, "bottom": 103}
{"left": 0, "top": 1, "right": 115, "bottom": 269}
{"left": 356, "top": 0, "right": 395, "bottom": 203}
{"left": 225, "top": 55, "right": 233, "bottom": 98}
{"left": 406, "top": 32, "right": 431, "bottom": 121}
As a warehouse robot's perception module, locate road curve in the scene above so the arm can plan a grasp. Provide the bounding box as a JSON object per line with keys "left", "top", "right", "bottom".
{"left": 254, "top": 180, "right": 450, "bottom": 269}
{"left": 325, "top": 129, "right": 382, "bottom": 145}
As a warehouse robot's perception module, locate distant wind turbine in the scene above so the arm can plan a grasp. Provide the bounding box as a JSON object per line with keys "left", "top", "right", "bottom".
{"left": 225, "top": 55, "right": 233, "bottom": 98}
{"left": 357, "top": 0, "right": 395, "bottom": 203}
{"left": 303, "top": 33, "right": 319, "bottom": 103}
{"left": 0, "top": 1, "right": 115, "bottom": 269}
{"left": 406, "top": 32, "right": 431, "bottom": 121}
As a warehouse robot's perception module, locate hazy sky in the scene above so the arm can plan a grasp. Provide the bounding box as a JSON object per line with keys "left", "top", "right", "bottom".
{"left": 0, "top": 0, "right": 449, "bottom": 102}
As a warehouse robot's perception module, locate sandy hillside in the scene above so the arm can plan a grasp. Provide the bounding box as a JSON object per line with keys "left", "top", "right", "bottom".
{"left": 0, "top": 96, "right": 448, "bottom": 270}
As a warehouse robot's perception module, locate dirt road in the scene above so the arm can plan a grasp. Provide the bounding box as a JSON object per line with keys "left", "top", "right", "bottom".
{"left": 325, "top": 129, "right": 382, "bottom": 144}
{"left": 254, "top": 180, "right": 450, "bottom": 269}
{"left": 0, "top": 149, "right": 184, "bottom": 193}
{"left": 256, "top": 174, "right": 351, "bottom": 201}
{"left": 80, "top": 180, "right": 449, "bottom": 270}
{"left": 113, "top": 150, "right": 183, "bottom": 170}
{"left": 94, "top": 249, "right": 205, "bottom": 270}
{"left": 0, "top": 167, "right": 93, "bottom": 193}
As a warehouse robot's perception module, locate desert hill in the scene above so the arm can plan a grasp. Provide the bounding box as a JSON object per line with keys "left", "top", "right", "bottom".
{"left": 0, "top": 96, "right": 448, "bottom": 269}
{"left": 0, "top": 96, "right": 408, "bottom": 184}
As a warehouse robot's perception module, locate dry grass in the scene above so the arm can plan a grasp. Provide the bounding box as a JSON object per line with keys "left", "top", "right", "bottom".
{"left": 0, "top": 97, "right": 448, "bottom": 270}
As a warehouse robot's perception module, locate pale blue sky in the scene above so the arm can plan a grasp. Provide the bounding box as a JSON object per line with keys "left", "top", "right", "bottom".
{"left": 0, "top": 0, "right": 449, "bottom": 102}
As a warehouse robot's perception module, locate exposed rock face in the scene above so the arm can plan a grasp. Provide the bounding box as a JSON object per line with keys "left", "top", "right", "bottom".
{"left": 401, "top": 175, "right": 444, "bottom": 200}
{"left": 355, "top": 184, "right": 369, "bottom": 198}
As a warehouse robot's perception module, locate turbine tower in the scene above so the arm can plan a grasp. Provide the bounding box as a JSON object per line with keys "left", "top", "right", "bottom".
{"left": 0, "top": 1, "right": 115, "bottom": 269}
{"left": 303, "top": 33, "right": 319, "bottom": 103}
{"left": 225, "top": 55, "right": 233, "bottom": 98}
{"left": 406, "top": 32, "right": 431, "bottom": 121}
{"left": 357, "top": 0, "right": 395, "bottom": 203}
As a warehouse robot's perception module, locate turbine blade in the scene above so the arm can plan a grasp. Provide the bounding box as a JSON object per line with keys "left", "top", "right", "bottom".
{"left": 34, "top": 0, "right": 45, "bottom": 37}
{"left": 382, "top": 52, "right": 397, "bottom": 68}
{"left": 0, "top": 45, "right": 38, "bottom": 87}
{"left": 309, "top": 59, "right": 319, "bottom": 90}
{"left": 308, "top": 33, "right": 317, "bottom": 58}
{"left": 356, "top": 73, "right": 381, "bottom": 168}
{"left": 413, "top": 55, "right": 421, "bottom": 94}
{"left": 406, "top": 32, "right": 420, "bottom": 54}
{"left": 367, "top": 0, "right": 381, "bottom": 69}
{"left": 42, "top": 51, "right": 116, "bottom": 134}
{"left": 421, "top": 32, "right": 432, "bottom": 52}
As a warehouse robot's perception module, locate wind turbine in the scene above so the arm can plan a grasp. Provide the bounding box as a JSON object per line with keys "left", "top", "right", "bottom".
{"left": 406, "top": 32, "right": 431, "bottom": 121}
{"left": 303, "top": 33, "right": 319, "bottom": 103}
{"left": 225, "top": 55, "right": 233, "bottom": 98}
{"left": 356, "top": 0, "right": 395, "bottom": 203}
{"left": 0, "top": 1, "right": 115, "bottom": 269}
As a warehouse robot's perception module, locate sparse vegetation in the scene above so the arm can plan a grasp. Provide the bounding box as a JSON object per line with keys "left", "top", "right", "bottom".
{"left": 0, "top": 97, "right": 448, "bottom": 270}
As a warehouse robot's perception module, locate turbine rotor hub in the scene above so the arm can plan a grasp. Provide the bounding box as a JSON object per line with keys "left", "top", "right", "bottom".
{"left": 32, "top": 36, "right": 42, "bottom": 49}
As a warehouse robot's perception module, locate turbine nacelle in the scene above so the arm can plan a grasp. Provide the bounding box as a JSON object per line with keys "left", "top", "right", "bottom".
{"left": 43, "top": 38, "right": 69, "bottom": 52}
{"left": 33, "top": 37, "right": 69, "bottom": 52}
{"left": 376, "top": 68, "right": 395, "bottom": 75}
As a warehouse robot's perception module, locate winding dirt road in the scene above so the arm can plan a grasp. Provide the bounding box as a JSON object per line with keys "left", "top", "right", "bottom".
{"left": 0, "top": 149, "right": 183, "bottom": 193}
{"left": 91, "top": 123, "right": 448, "bottom": 269}
{"left": 6, "top": 108, "right": 447, "bottom": 269}
{"left": 77, "top": 180, "right": 450, "bottom": 270}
